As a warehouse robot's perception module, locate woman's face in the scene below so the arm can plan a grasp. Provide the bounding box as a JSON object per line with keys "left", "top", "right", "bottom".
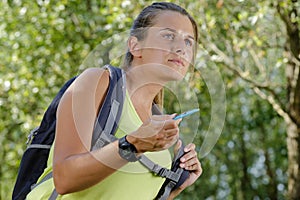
{"left": 138, "top": 11, "right": 196, "bottom": 81}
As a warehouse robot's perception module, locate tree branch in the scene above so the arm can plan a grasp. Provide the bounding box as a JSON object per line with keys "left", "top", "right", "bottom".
{"left": 205, "top": 41, "right": 287, "bottom": 112}
{"left": 207, "top": 41, "right": 266, "bottom": 87}
{"left": 253, "top": 86, "right": 292, "bottom": 124}
{"left": 248, "top": 48, "right": 266, "bottom": 77}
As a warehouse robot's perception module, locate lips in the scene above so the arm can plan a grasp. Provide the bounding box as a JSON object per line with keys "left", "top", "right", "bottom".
{"left": 168, "top": 58, "right": 184, "bottom": 67}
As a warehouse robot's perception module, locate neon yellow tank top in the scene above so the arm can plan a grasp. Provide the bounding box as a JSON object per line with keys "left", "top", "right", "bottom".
{"left": 26, "top": 91, "right": 172, "bottom": 200}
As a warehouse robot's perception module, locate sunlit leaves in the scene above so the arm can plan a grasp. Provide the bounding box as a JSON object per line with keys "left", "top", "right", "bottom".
{"left": 0, "top": 0, "right": 292, "bottom": 199}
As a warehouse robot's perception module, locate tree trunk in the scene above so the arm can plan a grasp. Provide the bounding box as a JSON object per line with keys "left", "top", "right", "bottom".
{"left": 276, "top": 1, "right": 300, "bottom": 199}
{"left": 286, "top": 122, "right": 300, "bottom": 200}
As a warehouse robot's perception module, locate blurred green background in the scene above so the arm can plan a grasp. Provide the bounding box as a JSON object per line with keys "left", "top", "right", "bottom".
{"left": 1, "top": 0, "right": 300, "bottom": 199}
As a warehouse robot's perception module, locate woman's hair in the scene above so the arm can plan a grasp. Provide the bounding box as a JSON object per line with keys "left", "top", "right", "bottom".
{"left": 122, "top": 2, "right": 198, "bottom": 108}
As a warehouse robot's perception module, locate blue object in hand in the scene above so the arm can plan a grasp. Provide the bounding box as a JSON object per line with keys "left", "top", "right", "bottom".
{"left": 173, "top": 108, "right": 200, "bottom": 120}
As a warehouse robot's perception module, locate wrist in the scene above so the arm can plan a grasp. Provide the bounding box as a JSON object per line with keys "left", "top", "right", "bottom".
{"left": 126, "top": 135, "right": 141, "bottom": 153}
{"left": 168, "top": 187, "right": 183, "bottom": 200}
{"left": 118, "top": 135, "right": 138, "bottom": 162}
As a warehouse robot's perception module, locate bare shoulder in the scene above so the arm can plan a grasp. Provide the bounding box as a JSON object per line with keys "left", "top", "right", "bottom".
{"left": 80, "top": 67, "right": 108, "bottom": 78}
{"left": 55, "top": 67, "right": 110, "bottom": 153}
{"left": 74, "top": 67, "right": 110, "bottom": 91}
{"left": 57, "top": 67, "right": 110, "bottom": 107}
{"left": 60, "top": 67, "right": 110, "bottom": 112}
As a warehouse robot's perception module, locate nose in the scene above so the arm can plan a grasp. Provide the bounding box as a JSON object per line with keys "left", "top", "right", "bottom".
{"left": 172, "top": 39, "right": 186, "bottom": 55}
{"left": 176, "top": 48, "right": 184, "bottom": 55}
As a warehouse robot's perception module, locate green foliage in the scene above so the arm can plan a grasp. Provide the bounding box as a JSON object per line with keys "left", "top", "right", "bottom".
{"left": 0, "top": 0, "right": 291, "bottom": 199}
{"left": 0, "top": 0, "right": 138, "bottom": 198}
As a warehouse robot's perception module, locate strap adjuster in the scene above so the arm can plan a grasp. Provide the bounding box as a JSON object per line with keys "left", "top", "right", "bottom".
{"left": 168, "top": 180, "right": 176, "bottom": 189}
{"left": 157, "top": 168, "right": 169, "bottom": 177}
{"left": 26, "top": 127, "right": 39, "bottom": 145}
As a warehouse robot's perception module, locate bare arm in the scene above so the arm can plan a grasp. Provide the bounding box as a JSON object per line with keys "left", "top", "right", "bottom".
{"left": 53, "top": 68, "right": 129, "bottom": 194}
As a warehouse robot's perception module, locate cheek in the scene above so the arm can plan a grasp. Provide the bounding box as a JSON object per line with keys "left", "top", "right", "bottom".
{"left": 143, "top": 36, "right": 172, "bottom": 52}
{"left": 185, "top": 49, "right": 194, "bottom": 64}
{"left": 142, "top": 48, "right": 169, "bottom": 63}
{"left": 146, "top": 44, "right": 171, "bottom": 53}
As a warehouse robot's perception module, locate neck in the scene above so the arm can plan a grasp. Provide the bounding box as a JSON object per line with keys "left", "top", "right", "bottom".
{"left": 125, "top": 66, "right": 164, "bottom": 121}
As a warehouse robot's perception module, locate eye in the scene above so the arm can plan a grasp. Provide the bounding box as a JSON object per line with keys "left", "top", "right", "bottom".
{"left": 185, "top": 39, "right": 193, "bottom": 47}
{"left": 162, "top": 33, "right": 175, "bottom": 40}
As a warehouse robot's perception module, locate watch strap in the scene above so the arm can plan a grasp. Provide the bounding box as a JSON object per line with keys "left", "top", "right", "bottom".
{"left": 118, "top": 136, "right": 138, "bottom": 162}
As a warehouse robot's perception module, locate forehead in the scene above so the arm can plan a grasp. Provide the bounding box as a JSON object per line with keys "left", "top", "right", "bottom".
{"left": 151, "top": 11, "right": 195, "bottom": 37}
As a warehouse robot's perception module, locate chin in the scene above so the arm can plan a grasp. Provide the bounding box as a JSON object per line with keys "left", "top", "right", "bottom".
{"left": 165, "top": 72, "right": 185, "bottom": 82}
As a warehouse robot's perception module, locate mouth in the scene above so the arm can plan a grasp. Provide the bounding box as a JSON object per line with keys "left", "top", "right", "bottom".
{"left": 168, "top": 59, "right": 184, "bottom": 67}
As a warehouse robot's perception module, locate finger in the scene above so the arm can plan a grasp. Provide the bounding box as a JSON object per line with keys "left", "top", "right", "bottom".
{"left": 162, "top": 119, "right": 180, "bottom": 130}
{"left": 154, "top": 127, "right": 178, "bottom": 140}
{"left": 149, "top": 116, "right": 178, "bottom": 133}
{"left": 180, "top": 155, "right": 198, "bottom": 167}
{"left": 162, "top": 132, "right": 179, "bottom": 144}
{"left": 191, "top": 160, "right": 202, "bottom": 175}
{"left": 173, "top": 139, "right": 182, "bottom": 155}
{"left": 151, "top": 114, "right": 176, "bottom": 121}
{"left": 154, "top": 137, "right": 178, "bottom": 151}
{"left": 163, "top": 126, "right": 179, "bottom": 136}
{"left": 183, "top": 143, "right": 196, "bottom": 153}
{"left": 165, "top": 136, "right": 179, "bottom": 149}
{"left": 180, "top": 149, "right": 197, "bottom": 163}
{"left": 180, "top": 156, "right": 201, "bottom": 171}
{"left": 175, "top": 118, "right": 182, "bottom": 125}
{"left": 185, "top": 161, "right": 202, "bottom": 172}
{"left": 166, "top": 135, "right": 180, "bottom": 146}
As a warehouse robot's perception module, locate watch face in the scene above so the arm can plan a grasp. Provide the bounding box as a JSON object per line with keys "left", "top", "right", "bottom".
{"left": 123, "top": 149, "right": 131, "bottom": 155}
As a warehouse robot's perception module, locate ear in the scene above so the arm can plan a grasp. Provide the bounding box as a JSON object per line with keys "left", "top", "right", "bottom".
{"left": 128, "top": 36, "right": 142, "bottom": 58}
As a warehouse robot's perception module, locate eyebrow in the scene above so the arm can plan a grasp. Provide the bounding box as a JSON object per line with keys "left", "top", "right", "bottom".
{"left": 160, "top": 27, "right": 195, "bottom": 41}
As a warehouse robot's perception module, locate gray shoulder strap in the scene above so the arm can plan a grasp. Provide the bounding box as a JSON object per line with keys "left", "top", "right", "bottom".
{"left": 91, "top": 99, "right": 120, "bottom": 150}
{"left": 138, "top": 155, "right": 183, "bottom": 182}
{"left": 48, "top": 189, "right": 58, "bottom": 200}
{"left": 91, "top": 66, "right": 126, "bottom": 150}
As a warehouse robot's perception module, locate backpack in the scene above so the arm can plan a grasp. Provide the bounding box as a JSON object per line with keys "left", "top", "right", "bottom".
{"left": 12, "top": 65, "right": 189, "bottom": 200}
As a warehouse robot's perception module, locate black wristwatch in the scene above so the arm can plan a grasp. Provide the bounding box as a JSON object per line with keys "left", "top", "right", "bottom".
{"left": 118, "top": 136, "right": 138, "bottom": 162}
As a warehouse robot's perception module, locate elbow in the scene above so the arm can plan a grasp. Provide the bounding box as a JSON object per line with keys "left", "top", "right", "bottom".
{"left": 53, "top": 164, "right": 71, "bottom": 195}
{"left": 54, "top": 186, "right": 68, "bottom": 196}
{"left": 53, "top": 180, "right": 69, "bottom": 195}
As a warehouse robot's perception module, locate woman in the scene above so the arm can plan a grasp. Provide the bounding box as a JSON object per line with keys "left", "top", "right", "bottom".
{"left": 27, "top": 2, "right": 202, "bottom": 200}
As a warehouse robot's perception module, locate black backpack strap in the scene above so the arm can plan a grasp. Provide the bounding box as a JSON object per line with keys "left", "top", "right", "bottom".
{"left": 154, "top": 144, "right": 190, "bottom": 200}
{"left": 91, "top": 65, "right": 126, "bottom": 150}
{"left": 151, "top": 104, "right": 191, "bottom": 199}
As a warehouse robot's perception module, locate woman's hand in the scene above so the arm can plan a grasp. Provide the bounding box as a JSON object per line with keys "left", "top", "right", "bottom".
{"left": 168, "top": 141, "right": 202, "bottom": 199}
{"left": 127, "top": 114, "right": 182, "bottom": 153}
